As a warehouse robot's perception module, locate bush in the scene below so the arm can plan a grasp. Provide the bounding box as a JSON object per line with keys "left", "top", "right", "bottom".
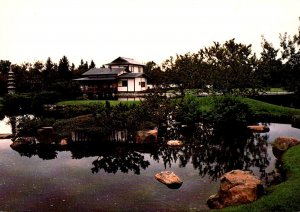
{"left": 209, "top": 96, "right": 253, "bottom": 132}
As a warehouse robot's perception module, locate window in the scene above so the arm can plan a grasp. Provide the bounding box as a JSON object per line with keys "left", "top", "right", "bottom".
{"left": 122, "top": 80, "right": 128, "bottom": 87}
{"left": 140, "top": 82, "right": 145, "bottom": 87}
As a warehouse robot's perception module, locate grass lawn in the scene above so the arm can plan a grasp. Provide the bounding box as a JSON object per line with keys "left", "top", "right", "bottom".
{"left": 218, "top": 144, "right": 300, "bottom": 212}
{"left": 57, "top": 99, "right": 139, "bottom": 106}
{"left": 196, "top": 96, "right": 300, "bottom": 118}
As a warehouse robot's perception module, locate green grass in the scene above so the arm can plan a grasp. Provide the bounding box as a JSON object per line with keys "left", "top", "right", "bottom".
{"left": 196, "top": 96, "right": 300, "bottom": 118}
{"left": 218, "top": 144, "right": 300, "bottom": 212}
{"left": 269, "top": 87, "right": 288, "bottom": 92}
{"left": 57, "top": 99, "right": 139, "bottom": 106}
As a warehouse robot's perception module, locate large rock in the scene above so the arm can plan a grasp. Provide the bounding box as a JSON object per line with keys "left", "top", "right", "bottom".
{"left": 207, "top": 170, "right": 263, "bottom": 209}
{"left": 247, "top": 125, "right": 269, "bottom": 133}
{"left": 167, "top": 140, "right": 183, "bottom": 147}
{"left": 136, "top": 128, "right": 158, "bottom": 144}
{"left": 155, "top": 171, "right": 183, "bottom": 189}
{"left": 272, "top": 136, "right": 300, "bottom": 159}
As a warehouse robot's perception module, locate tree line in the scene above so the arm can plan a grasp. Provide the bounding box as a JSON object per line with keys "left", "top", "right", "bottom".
{"left": 0, "top": 19, "right": 300, "bottom": 99}
{"left": 144, "top": 21, "right": 300, "bottom": 96}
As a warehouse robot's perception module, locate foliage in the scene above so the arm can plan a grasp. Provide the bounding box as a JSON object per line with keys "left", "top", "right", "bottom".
{"left": 3, "top": 93, "right": 33, "bottom": 115}
{"left": 208, "top": 96, "right": 253, "bottom": 133}
{"left": 174, "top": 93, "right": 203, "bottom": 125}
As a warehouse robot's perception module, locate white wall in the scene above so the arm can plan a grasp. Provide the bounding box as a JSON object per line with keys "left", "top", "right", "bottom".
{"left": 117, "top": 77, "right": 147, "bottom": 92}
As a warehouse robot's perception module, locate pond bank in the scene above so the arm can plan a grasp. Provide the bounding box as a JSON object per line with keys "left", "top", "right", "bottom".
{"left": 218, "top": 144, "right": 300, "bottom": 212}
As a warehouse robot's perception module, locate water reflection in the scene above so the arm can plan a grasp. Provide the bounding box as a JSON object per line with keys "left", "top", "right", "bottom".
{"left": 9, "top": 124, "right": 274, "bottom": 180}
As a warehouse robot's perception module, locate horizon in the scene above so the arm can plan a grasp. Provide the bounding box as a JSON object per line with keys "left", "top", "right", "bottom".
{"left": 1, "top": 0, "right": 300, "bottom": 66}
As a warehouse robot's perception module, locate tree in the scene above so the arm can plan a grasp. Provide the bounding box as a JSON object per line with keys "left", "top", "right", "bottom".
{"left": 202, "top": 39, "right": 259, "bottom": 95}
{"left": 257, "top": 36, "right": 283, "bottom": 88}
{"left": 144, "top": 61, "right": 165, "bottom": 87}
{"left": 58, "top": 55, "right": 72, "bottom": 80}
{"left": 89, "top": 60, "right": 96, "bottom": 69}
{"left": 162, "top": 53, "right": 206, "bottom": 96}
{"left": 0, "top": 60, "right": 11, "bottom": 95}
{"left": 279, "top": 19, "right": 300, "bottom": 94}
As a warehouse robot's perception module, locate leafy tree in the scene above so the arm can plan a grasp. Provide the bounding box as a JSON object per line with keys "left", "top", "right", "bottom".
{"left": 202, "top": 39, "right": 260, "bottom": 95}
{"left": 279, "top": 20, "right": 300, "bottom": 94}
{"left": 144, "top": 61, "right": 165, "bottom": 87}
{"left": 257, "top": 36, "right": 283, "bottom": 88}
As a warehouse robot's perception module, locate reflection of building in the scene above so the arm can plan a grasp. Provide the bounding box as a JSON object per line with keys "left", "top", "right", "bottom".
{"left": 74, "top": 57, "right": 148, "bottom": 98}
{"left": 7, "top": 65, "right": 15, "bottom": 94}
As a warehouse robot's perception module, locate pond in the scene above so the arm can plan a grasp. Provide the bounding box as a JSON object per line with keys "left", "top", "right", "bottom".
{"left": 1, "top": 117, "right": 300, "bottom": 211}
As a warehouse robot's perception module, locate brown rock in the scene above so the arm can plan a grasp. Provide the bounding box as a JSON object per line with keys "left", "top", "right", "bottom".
{"left": 60, "top": 138, "right": 68, "bottom": 146}
{"left": 272, "top": 137, "right": 300, "bottom": 159}
{"left": 136, "top": 128, "right": 158, "bottom": 144}
{"left": 0, "top": 134, "right": 13, "bottom": 139}
{"left": 247, "top": 125, "right": 269, "bottom": 133}
{"left": 207, "top": 170, "right": 263, "bottom": 209}
{"left": 167, "top": 140, "right": 183, "bottom": 147}
{"left": 155, "top": 171, "right": 183, "bottom": 189}
{"left": 10, "top": 136, "right": 37, "bottom": 149}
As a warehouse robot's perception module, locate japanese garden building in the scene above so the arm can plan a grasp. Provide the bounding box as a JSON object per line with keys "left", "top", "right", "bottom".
{"left": 74, "top": 57, "right": 148, "bottom": 98}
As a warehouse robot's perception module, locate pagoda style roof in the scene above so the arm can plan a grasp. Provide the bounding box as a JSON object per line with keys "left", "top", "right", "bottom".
{"left": 82, "top": 67, "right": 125, "bottom": 76}
{"left": 118, "top": 73, "right": 146, "bottom": 79}
{"left": 106, "top": 57, "right": 144, "bottom": 66}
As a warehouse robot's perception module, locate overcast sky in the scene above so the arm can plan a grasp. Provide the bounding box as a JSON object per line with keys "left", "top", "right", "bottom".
{"left": 1, "top": 0, "right": 299, "bottom": 66}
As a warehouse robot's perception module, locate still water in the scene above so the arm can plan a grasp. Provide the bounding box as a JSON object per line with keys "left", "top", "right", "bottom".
{"left": 1, "top": 119, "right": 300, "bottom": 211}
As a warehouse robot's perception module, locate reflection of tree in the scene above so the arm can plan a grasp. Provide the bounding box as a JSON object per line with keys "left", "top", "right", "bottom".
{"left": 91, "top": 151, "right": 150, "bottom": 175}
{"left": 154, "top": 125, "right": 271, "bottom": 181}
{"left": 70, "top": 143, "right": 152, "bottom": 175}
{"left": 10, "top": 125, "right": 272, "bottom": 179}
{"left": 10, "top": 144, "right": 58, "bottom": 160}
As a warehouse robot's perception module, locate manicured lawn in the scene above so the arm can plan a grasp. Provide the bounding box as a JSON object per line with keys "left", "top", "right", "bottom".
{"left": 196, "top": 96, "right": 300, "bottom": 118}
{"left": 218, "top": 144, "right": 300, "bottom": 212}
{"left": 57, "top": 99, "right": 139, "bottom": 106}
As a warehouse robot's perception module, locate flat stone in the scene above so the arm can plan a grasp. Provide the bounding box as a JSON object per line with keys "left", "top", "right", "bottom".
{"left": 247, "top": 125, "right": 269, "bottom": 133}
{"left": 167, "top": 140, "right": 183, "bottom": 146}
{"left": 155, "top": 171, "right": 183, "bottom": 189}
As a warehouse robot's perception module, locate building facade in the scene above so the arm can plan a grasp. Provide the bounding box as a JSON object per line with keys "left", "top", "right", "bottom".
{"left": 74, "top": 57, "right": 148, "bottom": 98}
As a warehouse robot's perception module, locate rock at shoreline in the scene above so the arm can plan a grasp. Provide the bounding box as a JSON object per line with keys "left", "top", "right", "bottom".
{"left": 167, "top": 140, "right": 183, "bottom": 147}
{"left": 207, "top": 170, "right": 263, "bottom": 209}
{"left": 136, "top": 128, "right": 158, "bottom": 144}
{"left": 155, "top": 171, "right": 183, "bottom": 189}
{"left": 247, "top": 125, "right": 270, "bottom": 133}
{"left": 272, "top": 137, "right": 300, "bottom": 159}
{"left": 10, "top": 136, "right": 37, "bottom": 149}
{"left": 0, "top": 134, "right": 13, "bottom": 139}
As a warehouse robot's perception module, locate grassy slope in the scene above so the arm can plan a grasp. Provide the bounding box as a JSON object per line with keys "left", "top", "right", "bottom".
{"left": 196, "top": 96, "right": 300, "bottom": 118}
{"left": 218, "top": 145, "right": 300, "bottom": 212}
{"left": 57, "top": 99, "right": 138, "bottom": 106}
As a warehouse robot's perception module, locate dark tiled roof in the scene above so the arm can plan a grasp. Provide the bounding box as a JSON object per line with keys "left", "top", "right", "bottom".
{"left": 82, "top": 68, "right": 123, "bottom": 76}
{"left": 74, "top": 77, "right": 116, "bottom": 81}
{"left": 117, "top": 73, "right": 145, "bottom": 78}
{"left": 106, "top": 57, "right": 144, "bottom": 66}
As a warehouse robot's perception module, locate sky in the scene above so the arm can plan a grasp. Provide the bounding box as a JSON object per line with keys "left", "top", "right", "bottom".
{"left": 0, "top": 0, "right": 299, "bottom": 66}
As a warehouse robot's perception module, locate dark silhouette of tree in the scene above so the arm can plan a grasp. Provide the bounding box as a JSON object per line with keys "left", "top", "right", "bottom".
{"left": 0, "top": 60, "right": 11, "bottom": 95}
{"left": 257, "top": 36, "right": 283, "bottom": 88}
{"left": 202, "top": 39, "right": 260, "bottom": 95}
{"left": 89, "top": 60, "right": 96, "bottom": 69}
{"left": 58, "top": 55, "right": 72, "bottom": 80}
